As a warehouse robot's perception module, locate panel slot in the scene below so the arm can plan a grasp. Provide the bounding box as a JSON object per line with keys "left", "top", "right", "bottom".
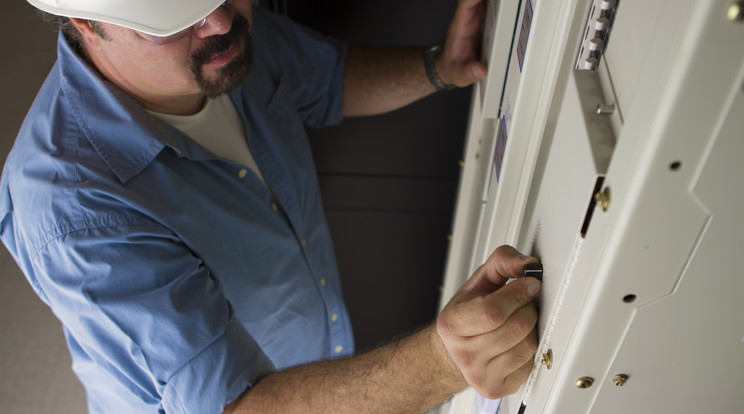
{"left": 580, "top": 176, "right": 605, "bottom": 238}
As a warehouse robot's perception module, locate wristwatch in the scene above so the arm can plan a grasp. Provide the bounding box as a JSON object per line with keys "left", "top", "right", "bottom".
{"left": 424, "top": 44, "right": 455, "bottom": 92}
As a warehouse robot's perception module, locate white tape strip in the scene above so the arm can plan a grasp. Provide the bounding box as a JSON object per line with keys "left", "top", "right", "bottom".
{"left": 521, "top": 235, "right": 585, "bottom": 406}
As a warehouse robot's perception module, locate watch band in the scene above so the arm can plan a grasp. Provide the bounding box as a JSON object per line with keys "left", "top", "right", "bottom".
{"left": 424, "top": 44, "right": 454, "bottom": 92}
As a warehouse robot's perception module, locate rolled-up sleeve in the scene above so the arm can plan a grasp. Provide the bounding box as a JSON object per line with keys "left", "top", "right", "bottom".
{"left": 163, "top": 318, "right": 272, "bottom": 413}
{"left": 31, "top": 217, "right": 275, "bottom": 413}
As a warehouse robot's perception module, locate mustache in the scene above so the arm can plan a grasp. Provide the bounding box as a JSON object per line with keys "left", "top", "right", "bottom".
{"left": 190, "top": 14, "right": 250, "bottom": 66}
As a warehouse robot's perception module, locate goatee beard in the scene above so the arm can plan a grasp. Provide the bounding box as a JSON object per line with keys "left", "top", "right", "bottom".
{"left": 189, "top": 14, "right": 254, "bottom": 99}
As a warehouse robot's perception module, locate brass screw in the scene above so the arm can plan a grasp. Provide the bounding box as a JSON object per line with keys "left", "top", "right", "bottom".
{"left": 576, "top": 377, "right": 594, "bottom": 389}
{"left": 728, "top": 2, "right": 744, "bottom": 22}
{"left": 595, "top": 187, "right": 611, "bottom": 212}
{"left": 613, "top": 374, "right": 629, "bottom": 386}
{"left": 540, "top": 349, "right": 553, "bottom": 370}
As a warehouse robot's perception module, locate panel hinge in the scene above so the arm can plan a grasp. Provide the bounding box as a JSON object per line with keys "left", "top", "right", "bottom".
{"left": 575, "top": 0, "right": 620, "bottom": 70}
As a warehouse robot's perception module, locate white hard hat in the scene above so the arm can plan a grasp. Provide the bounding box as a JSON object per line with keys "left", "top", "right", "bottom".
{"left": 27, "top": 0, "right": 227, "bottom": 36}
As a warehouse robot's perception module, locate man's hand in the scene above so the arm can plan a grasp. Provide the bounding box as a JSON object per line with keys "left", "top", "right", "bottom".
{"left": 342, "top": 0, "right": 487, "bottom": 116}
{"left": 437, "top": 0, "right": 489, "bottom": 87}
{"left": 436, "top": 245, "right": 541, "bottom": 399}
{"left": 225, "top": 245, "right": 539, "bottom": 413}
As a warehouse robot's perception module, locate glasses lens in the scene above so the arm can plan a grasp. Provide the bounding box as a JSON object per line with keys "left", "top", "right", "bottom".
{"left": 137, "top": 17, "right": 207, "bottom": 45}
{"left": 135, "top": 1, "right": 228, "bottom": 45}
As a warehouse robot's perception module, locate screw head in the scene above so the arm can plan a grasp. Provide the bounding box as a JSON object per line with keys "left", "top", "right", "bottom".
{"left": 576, "top": 376, "right": 595, "bottom": 389}
{"left": 595, "top": 187, "right": 611, "bottom": 212}
{"left": 613, "top": 374, "right": 630, "bottom": 386}
{"left": 540, "top": 349, "right": 553, "bottom": 370}
{"left": 728, "top": 2, "right": 744, "bottom": 22}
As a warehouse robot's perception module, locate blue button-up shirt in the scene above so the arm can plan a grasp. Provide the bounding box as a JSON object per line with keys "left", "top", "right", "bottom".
{"left": 0, "top": 7, "right": 353, "bottom": 413}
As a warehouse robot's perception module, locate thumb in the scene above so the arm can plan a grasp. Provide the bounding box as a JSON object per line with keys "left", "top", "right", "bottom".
{"left": 451, "top": 61, "right": 487, "bottom": 87}
{"left": 468, "top": 61, "right": 487, "bottom": 83}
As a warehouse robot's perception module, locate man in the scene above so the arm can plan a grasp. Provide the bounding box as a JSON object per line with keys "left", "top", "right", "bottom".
{"left": 0, "top": 0, "right": 541, "bottom": 412}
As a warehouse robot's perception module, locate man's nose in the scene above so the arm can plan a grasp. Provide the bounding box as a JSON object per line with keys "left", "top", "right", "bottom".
{"left": 194, "top": 3, "right": 234, "bottom": 37}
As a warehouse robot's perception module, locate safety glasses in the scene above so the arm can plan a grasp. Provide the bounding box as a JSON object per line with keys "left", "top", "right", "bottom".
{"left": 135, "top": 1, "right": 229, "bottom": 45}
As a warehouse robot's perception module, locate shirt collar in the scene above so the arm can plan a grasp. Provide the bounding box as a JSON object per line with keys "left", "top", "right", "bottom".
{"left": 56, "top": 32, "right": 205, "bottom": 183}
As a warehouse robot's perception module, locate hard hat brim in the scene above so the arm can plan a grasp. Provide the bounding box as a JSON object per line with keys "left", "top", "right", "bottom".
{"left": 27, "top": 0, "right": 227, "bottom": 36}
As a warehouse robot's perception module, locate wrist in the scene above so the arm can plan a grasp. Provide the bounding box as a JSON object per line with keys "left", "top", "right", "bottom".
{"left": 424, "top": 44, "right": 455, "bottom": 92}
{"left": 428, "top": 323, "right": 467, "bottom": 389}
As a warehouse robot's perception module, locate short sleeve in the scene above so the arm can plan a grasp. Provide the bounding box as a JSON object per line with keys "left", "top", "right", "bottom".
{"left": 31, "top": 217, "right": 275, "bottom": 413}
{"left": 162, "top": 318, "right": 273, "bottom": 413}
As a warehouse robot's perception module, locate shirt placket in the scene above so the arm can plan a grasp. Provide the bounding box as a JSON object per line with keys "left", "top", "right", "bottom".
{"left": 233, "top": 160, "right": 351, "bottom": 357}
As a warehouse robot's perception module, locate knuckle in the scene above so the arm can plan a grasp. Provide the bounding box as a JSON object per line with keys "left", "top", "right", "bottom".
{"left": 494, "top": 244, "right": 515, "bottom": 255}
{"left": 438, "top": 306, "right": 469, "bottom": 338}
{"left": 466, "top": 370, "right": 488, "bottom": 391}
{"left": 501, "top": 379, "right": 522, "bottom": 397}
{"left": 511, "top": 307, "right": 537, "bottom": 338}
{"left": 501, "top": 337, "right": 537, "bottom": 372}
{"left": 436, "top": 314, "right": 457, "bottom": 338}
{"left": 481, "top": 389, "right": 504, "bottom": 400}
{"left": 480, "top": 382, "right": 508, "bottom": 400}
{"left": 512, "top": 312, "right": 530, "bottom": 337}
{"left": 502, "top": 363, "right": 532, "bottom": 396}
{"left": 516, "top": 336, "right": 538, "bottom": 361}
{"left": 482, "top": 301, "right": 506, "bottom": 327}
{"left": 451, "top": 348, "right": 476, "bottom": 369}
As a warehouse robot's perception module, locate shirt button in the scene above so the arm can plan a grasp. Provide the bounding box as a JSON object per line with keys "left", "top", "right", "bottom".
{"left": 238, "top": 169, "right": 248, "bottom": 178}
{"left": 334, "top": 345, "right": 344, "bottom": 354}
{"left": 272, "top": 202, "right": 278, "bottom": 212}
{"left": 301, "top": 238, "right": 307, "bottom": 246}
{"left": 320, "top": 278, "right": 326, "bottom": 287}
{"left": 331, "top": 313, "right": 338, "bottom": 322}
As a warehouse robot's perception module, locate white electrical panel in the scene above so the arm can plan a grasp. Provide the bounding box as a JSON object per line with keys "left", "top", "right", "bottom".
{"left": 479, "top": 0, "right": 522, "bottom": 119}
{"left": 438, "top": 1, "right": 744, "bottom": 413}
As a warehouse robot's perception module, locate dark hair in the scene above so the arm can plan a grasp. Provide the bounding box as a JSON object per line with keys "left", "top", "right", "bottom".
{"left": 36, "top": 10, "right": 109, "bottom": 50}
{"left": 36, "top": 10, "right": 84, "bottom": 48}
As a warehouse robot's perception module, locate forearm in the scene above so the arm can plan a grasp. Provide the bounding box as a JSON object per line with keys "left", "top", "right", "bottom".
{"left": 342, "top": 46, "right": 437, "bottom": 117}
{"left": 224, "top": 324, "right": 466, "bottom": 414}
{"left": 341, "top": 0, "right": 488, "bottom": 117}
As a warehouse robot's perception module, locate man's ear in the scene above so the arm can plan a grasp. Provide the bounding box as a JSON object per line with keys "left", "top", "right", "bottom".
{"left": 68, "top": 18, "right": 105, "bottom": 51}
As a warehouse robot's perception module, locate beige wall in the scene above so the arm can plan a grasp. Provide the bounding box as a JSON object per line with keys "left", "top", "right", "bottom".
{"left": 0, "top": 3, "right": 87, "bottom": 413}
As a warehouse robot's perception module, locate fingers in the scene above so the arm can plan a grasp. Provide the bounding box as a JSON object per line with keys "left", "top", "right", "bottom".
{"left": 437, "top": 245, "right": 542, "bottom": 398}
{"left": 455, "top": 61, "right": 487, "bottom": 86}
{"left": 439, "top": 60, "right": 486, "bottom": 87}
{"left": 483, "top": 245, "right": 541, "bottom": 284}
{"left": 440, "top": 300, "right": 537, "bottom": 372}
{"left": 439, "top": 0, "right": 486, "bottom": 86}
{"left": 441, "top": 276, "right": 540, "bottom": 338}
{"left": 456, "top": 245, "right": 540, "bottom": 303}
{"left": 486, "top": 357, "right": 536, "bottom": 399}
{"left": 451, "top": 301, "right": 537, "bottom": 357}
{"left": 458, "top": 329, "right": 539, "bottom": 399}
